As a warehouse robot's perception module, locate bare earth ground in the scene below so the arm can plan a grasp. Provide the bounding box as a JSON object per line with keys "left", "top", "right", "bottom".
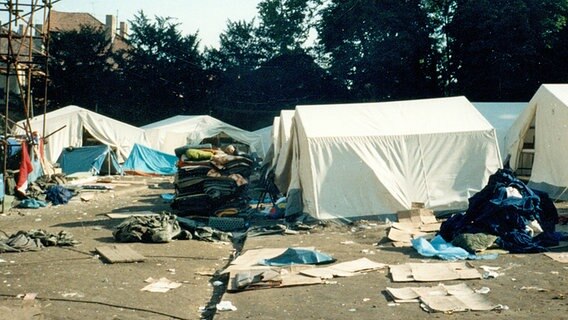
{"left": 0, "top": 177, "right": 567, "bottom": 320}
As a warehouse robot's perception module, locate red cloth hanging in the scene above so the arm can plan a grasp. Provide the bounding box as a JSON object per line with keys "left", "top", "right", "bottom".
{"left": 16, "top": 141, "right": 34, "bottom": 194}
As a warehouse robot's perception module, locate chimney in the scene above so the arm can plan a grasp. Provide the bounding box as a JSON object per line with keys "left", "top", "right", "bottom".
{"left": 119, "top": 21, "right": 128, "bottom": 38}
{"left": 105, "top": 14, "right": 116, "bottom": 42}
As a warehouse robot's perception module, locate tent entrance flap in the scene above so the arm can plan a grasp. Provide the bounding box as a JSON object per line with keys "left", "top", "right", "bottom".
{"left": 514, "top": 117, "right": 536, "bottom": 180}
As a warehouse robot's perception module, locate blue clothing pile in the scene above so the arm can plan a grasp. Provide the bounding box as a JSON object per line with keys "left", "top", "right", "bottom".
{"left": 439, "top": 169, "right": 561, "bottom": 253}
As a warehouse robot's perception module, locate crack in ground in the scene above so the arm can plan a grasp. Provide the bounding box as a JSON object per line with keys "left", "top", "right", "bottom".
{"left": 200, "top": 232, "right": 247, "bottom": 320}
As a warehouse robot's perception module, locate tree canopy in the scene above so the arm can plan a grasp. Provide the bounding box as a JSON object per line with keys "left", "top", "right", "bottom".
{"left": 42, "top": 0, "right": 568, "bottom": 130}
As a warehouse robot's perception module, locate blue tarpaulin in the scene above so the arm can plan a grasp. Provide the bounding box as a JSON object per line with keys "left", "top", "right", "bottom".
{"left": 57, "top": 145, "right": 122, "bottom": 175}
{"left": 259, "top": 248, "right": 336, "bottom": 266}
{"left": 122, "top": 143, "right": 177, "bottom": 175}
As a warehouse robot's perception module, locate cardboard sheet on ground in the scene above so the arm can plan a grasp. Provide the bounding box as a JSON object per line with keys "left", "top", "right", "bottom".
{"left": 388, "top": 206, "right": 440, "bottom": 246}
{"left": 299, "top": 258, "right": 387, "bottom": 279}
{"left": 386, "top": 283, "right": 498, "bottom": 312}
{"left": 390, "top": 262, "right": 482, "bottom": 282}
{"left": 226, "top": 265, "right": 322, "bottom": 292}
{"left": 222, "top": 247, "right": 315, "bottom": 274}
{"left": 544, "top": 252, "right": 568, "bottom": 263}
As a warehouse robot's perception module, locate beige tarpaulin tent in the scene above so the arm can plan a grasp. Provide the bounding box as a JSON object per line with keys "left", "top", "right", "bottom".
{"left": 12, "top": 105, "right": 149, "bottom": 163}
{"left": 275, "top": 96, "right": 502, "bottom": 220}
{"left": 505, "top": 84, "right": 568, "bottom": 200}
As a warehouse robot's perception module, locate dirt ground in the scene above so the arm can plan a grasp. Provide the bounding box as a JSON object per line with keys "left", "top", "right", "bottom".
{"left": 0, "top": 177, "right": 567, "bottom": 320}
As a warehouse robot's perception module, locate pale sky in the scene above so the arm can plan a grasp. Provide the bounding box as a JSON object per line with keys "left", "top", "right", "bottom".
{"left": 51, "top": 0, "right": 262, "bottom": 48}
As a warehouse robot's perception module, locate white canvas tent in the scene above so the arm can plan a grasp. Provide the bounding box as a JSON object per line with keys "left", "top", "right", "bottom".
{"left": 472, "top": 102, "right": 527, "bottom": 154}
{"left": 12, "top": 105, "right": 149, "bottom": 163}
{"left": 505, "top": 84, "right": 568, "bottom": 200}
{"left": 141, "top": 115, "right": 264, "bottom": 157}
{"left": 253, "top": 125, "right": 273, "bottom": 159}
{"left": 276, "top": 96, "right": 502, "bottom": 220}
{"left": 269, "top": 116, "right": 281, "bottom": 166}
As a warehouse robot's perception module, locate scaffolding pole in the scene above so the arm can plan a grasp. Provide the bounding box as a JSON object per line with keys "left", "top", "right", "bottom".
{"left": 0, "top": 0, "right": 53, "bottom": 212}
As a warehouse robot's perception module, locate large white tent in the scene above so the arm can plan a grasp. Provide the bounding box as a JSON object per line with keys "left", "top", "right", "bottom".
{"left": 505, "top": 84, "right": 568, "bottom": 200}
{"left": 472, "top": 102, "right": 527, "bottom": 154}
{"left": 141, "top": 115, "right": 264, "bottom": 156}
{"left": 276, "top": 96, "right": 502, "bottom": 220}
{"left": 12, "top": 105, "right": 149, "bottom": 163}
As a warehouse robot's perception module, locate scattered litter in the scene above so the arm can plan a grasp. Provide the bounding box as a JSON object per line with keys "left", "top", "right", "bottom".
{"left": 475, "top": 287, "right": 491, "bottom": 294}
{"left": 213, "top": 281, "right": 224, "bottom": 287}
{"left": 141, "top": 277, "right": 182, "bottom": 293}
{"left": 61, "top": 292, "right": 85, "bottom": 298}
{"left": 480, "top": 265, "right": 501, "bottom": 279}
{"left": 216, "top": 301, "right": 237, "bottom": 311}
{"left": 340, "top": 241, "right": 355, "bottom": 245}
{"left": 348, "top": 308, "right": 356, "bottom": 312}
{"left": 23, "top": 293, "right": 37, "bottom": 300}
{"left": 167, "top": 268, "right": 176, "bottom": 274}
{"left": 363, "top": 298, "right": 371, "bottom": 302}
{"left": 520, "top": 286, "right": 548, "bottom": 292}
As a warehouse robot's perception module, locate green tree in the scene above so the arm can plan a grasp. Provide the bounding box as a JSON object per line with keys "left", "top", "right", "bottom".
{"left": 318, "top": 0, "right": 439, "bottom": 101}
{"left": 421, "top": 0, "right": 458, "bottom": 95}
{"left": 46, "top": 25, "right": 116, "bottom": 112}
{"left": 256, "top": 0, "right": 322, "bottom": 56}
{"left": 205, "top": 0, "right": 346, "bottom": 129}
{"left": 206, "top": 20, "right": 264, "bottom": 71}
{"left": 117, "top": 11, "right": 207, "bottom": 125}
{"left": 447, "top": 0, "right": 568, "bottom": 101}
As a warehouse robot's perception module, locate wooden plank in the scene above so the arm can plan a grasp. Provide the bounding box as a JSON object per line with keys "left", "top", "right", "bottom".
{"left": 95, "top": 245, "right": 146, "bottom": 264}
{"left": 106, "top": 211, "right": 159, "bottom": 219}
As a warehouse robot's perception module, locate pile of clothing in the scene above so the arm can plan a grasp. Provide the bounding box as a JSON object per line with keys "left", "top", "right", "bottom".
{"left": 439, "top": 168, "right": 562, "bottom": 253}
{"left": 171, "top": 145, "right": 253, "bottom": 216}
{"left": 0, "top": 229, "right": 78, "bottom": 253}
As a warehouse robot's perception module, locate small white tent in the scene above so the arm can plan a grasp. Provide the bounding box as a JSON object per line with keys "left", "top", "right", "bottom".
{"left": 141, "top": 115, "right": 264, "bottom": 156}
{"left": 505, "top": 84, "right": 568, "bottom": 200}
{"left": 12, "top": 105, "right": 149, "bottom": 163}
{"left": 472, "top": 102, "right": 527, "bottom": 154}
{"left": 253, "top": 125, "right": 273, "bottom": 159}
{"left": 276, "top": 96, "right": 502, "bottom": 220}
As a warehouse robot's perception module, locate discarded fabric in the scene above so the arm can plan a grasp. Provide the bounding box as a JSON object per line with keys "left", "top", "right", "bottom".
{"left": 113, "top": 212, "right": 188, "bottom": 243}
{"left": 412, "top": 235, "right": 498, "bottom": 260}
{"left": 439, "top": 168, "right": 561, "bottom": 253}
{"left": 18, "top": 198, "right": 48, "bottom": 209}
{"left": 45, "top": 185, "right": 74, "bottom": 205}
{"left": 0, "top": 229, "right": 78, "bottom": 253}
{"left": 259, "top": 247, "right": 335, "bottom": 266}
